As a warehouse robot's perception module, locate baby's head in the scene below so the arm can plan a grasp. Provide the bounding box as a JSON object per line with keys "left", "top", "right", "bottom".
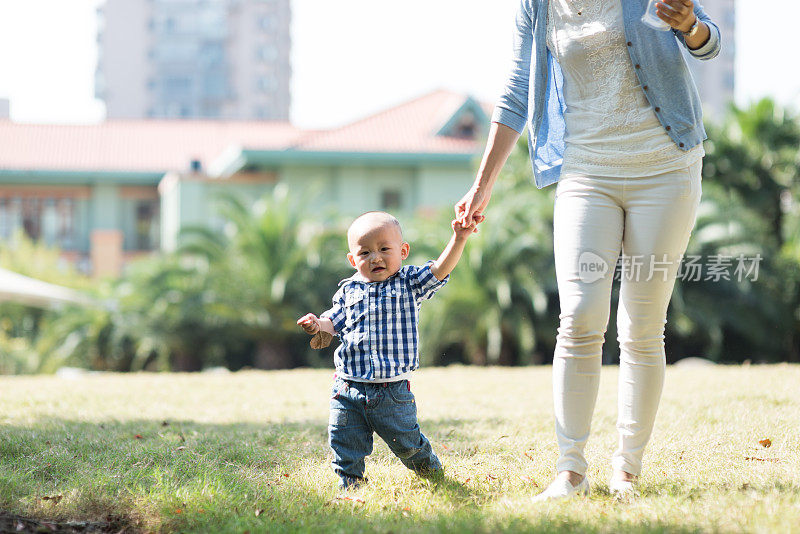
{"left": 346, "top": 211, "right": 410, "bottom": 282}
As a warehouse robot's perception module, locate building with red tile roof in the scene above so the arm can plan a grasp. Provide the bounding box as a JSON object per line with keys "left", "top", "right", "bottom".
{"left": 0, "top": 90, "right": 488, "bottom": 276}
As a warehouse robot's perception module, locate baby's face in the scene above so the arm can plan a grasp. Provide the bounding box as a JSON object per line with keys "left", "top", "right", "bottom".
{"left": 347, "top": 222, "right": 409, "bottom": 282}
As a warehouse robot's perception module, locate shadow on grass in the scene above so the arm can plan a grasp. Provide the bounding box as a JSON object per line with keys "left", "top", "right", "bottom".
{"left": 0, "top": 417, "right": 499, "bottom": 532}
{"left": 3, "top": 417, "right": 795, "bottom": 533}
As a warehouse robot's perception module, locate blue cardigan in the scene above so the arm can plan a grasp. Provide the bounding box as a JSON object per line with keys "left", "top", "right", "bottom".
{"left": 491, "top": 0, "right": 722, "bottom": 189}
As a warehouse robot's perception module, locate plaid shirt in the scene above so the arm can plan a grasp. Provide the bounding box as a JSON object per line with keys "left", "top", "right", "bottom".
{"left": 320, "top": 261, "right": 448, "bottom": 381}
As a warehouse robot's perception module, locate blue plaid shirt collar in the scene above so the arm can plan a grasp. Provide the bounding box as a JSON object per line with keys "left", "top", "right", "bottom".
{"left": 321, "top": 261, "right": 448, "bottom": 381}
{"left": 337, "top": 268, "right": 402, "bottom": 287}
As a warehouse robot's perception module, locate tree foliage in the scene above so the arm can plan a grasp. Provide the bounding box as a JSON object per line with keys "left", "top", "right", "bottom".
{"left": 2, "top": 100, "right": 799, "bottom": 373}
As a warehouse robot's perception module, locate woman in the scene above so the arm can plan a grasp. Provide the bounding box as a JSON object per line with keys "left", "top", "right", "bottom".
{"left": 456, "top": 0, "right": 721, "bottom": 499}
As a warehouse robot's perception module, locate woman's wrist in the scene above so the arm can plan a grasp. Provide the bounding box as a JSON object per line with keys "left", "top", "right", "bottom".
{"left": 684, "top": 20, "right": 710, "bottom": 50}
{"left": 678, "top": 11, "right": 698, "bottom": 33}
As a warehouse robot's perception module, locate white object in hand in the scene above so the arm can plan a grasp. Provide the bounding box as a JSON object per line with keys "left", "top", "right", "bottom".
{"left": 641, "top": 0, "right": 671, "bottom": 31}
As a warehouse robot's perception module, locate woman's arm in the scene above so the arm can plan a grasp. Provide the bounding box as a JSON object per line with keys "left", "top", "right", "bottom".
{"left": 456, "top": 0, "right": 534, "bottom": 228}
{"left": 492, "top": 0, "right": 536, "bottom": 134}
{"left": 455, "top": 123, "right": 520, "bottom": 227}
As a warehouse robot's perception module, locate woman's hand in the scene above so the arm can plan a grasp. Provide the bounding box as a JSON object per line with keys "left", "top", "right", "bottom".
{"left": 455, "top": 186, "right": 490, "bottom": 229}
{"left": 655, "top": 0, "right": 697, "bottom": 33}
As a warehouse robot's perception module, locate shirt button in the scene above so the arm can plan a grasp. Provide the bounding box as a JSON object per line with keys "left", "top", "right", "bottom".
{"left": 643, "top": 85, "right": 649, "bottom": 91}
{"left": 665, "top": 125, "right": 671, "bottom": 131}
{"left": 655, "top": 106, "right": 661, "bottom": 112}
{"left": 635, "top": 64, "right": 641, "bottom": 69}
{"left": 627, "top": 41, "right": 632, "bottom": 46}
{"left": 391, "top": 290, "right": 396, "bottom": 295}
{"left": 679, "top": 142, "right": 685, "bottom": 147}
{"left": 371, "top": 304, "right": 377, "bottom": 310}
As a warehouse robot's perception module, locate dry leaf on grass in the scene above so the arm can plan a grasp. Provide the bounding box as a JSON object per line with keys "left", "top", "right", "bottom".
{"left": 744, "top": 456, "right": 780, "bottom": 462}
{"left": 310, "top": 331, "right": 333, "bottom": 349}
{"left": 331, "top": 496, "right": 365, "bottom": 504}
{"left": 41, "top": 494, "right": 62, "bottom": 505}
{"left": 758, "top": 438, "right": 772, "bottom": 448}
{"left": 133, "top": 434, "right": 143, "bottom": 440}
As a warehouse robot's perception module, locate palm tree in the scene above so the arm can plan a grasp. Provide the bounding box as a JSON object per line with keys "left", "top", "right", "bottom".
{"left": 415, "top": 141, "right": 559, "bottom": 366}
{"left": 179, "top": 185, "right": 349, "bottom": 369}
{"left": 666, "top": 98, "right": 800, "bottom": 362}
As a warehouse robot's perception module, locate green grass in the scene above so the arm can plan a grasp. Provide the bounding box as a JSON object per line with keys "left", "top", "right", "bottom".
{"left": 1, "top": 365, "right": 798, "bottom": 533}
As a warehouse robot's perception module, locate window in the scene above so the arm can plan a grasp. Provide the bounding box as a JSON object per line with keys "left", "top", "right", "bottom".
{"left": 381, "top": 189, "right": 402, "bottom": 211}
{"left": 200, "top": 42, "right": 225, "bottom": 67}
{"left": 257, "top": 44, "right": 278, "bottom": 62}
{"left": 259, "top": 16, "right": 275, "bottom": 30}
{"left": 0, "top": 196, "right": 77, "bottom": 249}
{"left": 163, "top": 76, "right": 192, "bottom": 99}
{"left": 135, "top": 200, "right": 160, "bottom": 250}
{"left": 254, "top": 105, "right": 272, "bottom": 119}
{"left": 451, "top": 112, "right": 477, "bottom": 139}
{"left": 202, "top": 75, "right": 227, "bottom": 99}
{"left": 256, "top": 76, "right": 277, "bottom": 92}
{"left": 21, "top": 198, "right": 41, "bottom": 241}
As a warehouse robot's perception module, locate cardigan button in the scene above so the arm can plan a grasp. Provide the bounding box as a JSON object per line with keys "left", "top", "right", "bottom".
{"left": 679, "top": 142, "right": 685, "bottom": 147}
{"left": 635, "top": 64, "right": 641, "bottom": 69}
{"left": 655, "top": 106, "right": 661, "bottom": 112}
{"left": 643, "top": 85, "right": 649, "bottom": 91}
{"left": 665, "top": 125, "right": 672, "bottom": 131}
{"left": 627, "top": 41, "right": 632, "bottom": 46}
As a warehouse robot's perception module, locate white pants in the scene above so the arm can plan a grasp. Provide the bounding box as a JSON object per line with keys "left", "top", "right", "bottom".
{"left": 551, "top": 160, "right": 702, "bottom": 476}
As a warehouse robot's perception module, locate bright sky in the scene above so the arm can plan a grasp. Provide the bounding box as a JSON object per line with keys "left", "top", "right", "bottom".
{"left": 0, "top": 0, "right": 797, "bottom": 128}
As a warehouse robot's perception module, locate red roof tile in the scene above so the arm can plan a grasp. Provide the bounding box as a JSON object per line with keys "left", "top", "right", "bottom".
{"left": 0, "top": 90, "right": 486, "bottom": 174}
{"left": 289, "top": 90, "right": 482, "bottom": 154}
{"left": 0, "top": 120, "right": 302, "bottom": 173}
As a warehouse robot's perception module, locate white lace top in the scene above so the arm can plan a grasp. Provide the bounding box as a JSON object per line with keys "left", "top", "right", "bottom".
{"left": 546, "top": 0, "right": 703, "bottom": 176}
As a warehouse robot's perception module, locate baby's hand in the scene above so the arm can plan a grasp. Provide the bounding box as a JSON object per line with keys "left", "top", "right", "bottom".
{"left": 451, "top": 216, "right": 483, "bottom": 238}
{"left": 296, "top": 313, "right": 320, "bottom": 335}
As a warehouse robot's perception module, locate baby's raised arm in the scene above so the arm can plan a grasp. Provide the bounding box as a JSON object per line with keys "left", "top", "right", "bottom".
{"left": 430, "top": 218, "right": 480, "bottom": 281}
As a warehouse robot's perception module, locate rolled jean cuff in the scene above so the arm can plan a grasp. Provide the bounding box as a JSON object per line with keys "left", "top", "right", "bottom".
{"left": 611, "top": 455, "right": 642, "bottom": 477}
{"left": 556, "top": 457, "right": 588, "bottom": 477}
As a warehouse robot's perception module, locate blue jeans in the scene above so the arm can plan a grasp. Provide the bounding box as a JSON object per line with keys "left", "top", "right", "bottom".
{"left": 328, "top": 376, "right": 441, "bottom": 488}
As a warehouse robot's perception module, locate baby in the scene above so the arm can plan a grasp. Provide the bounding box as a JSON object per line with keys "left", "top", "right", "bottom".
{"left": 297, "top": 211, "right": 478, "bottom": 488}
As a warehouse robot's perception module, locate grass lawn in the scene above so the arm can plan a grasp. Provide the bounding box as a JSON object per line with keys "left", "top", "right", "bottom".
{"left": 1, "top": 365, "right": 798, "bottom": 533}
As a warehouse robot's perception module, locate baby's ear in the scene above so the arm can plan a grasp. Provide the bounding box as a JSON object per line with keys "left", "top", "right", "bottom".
{"left": 346, "top": 253, "right": 356, "bottom": 268}
{"left": 401, "top": 242, "right": 410, "bottom": 260}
